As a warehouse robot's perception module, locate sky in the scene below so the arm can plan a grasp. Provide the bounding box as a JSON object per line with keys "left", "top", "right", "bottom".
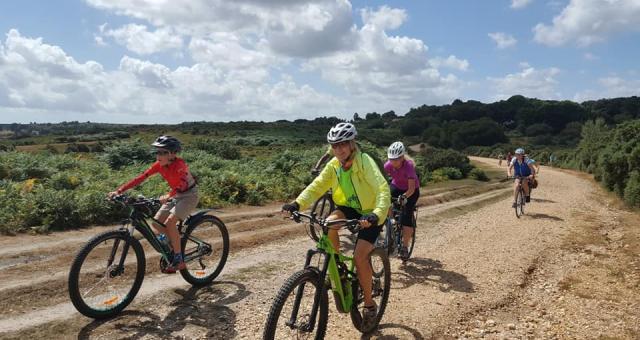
{"left": 0, "top": 0, "right": 639, "bottom": 124}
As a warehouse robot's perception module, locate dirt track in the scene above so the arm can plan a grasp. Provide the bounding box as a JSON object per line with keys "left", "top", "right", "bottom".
{"left": 1, "top": 157, "right": 638, "bottom": 339}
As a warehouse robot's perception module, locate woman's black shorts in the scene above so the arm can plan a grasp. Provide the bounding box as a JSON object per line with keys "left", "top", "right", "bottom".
{"left": 390, "top": 184, "right": 419, "bottom": 227}
{"left": 334, "top": 205, "right": 382, "bottom": 244}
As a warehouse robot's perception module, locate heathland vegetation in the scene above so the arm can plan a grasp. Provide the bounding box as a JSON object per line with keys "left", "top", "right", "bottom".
{"left": 1, "top": 95, "right": 638, "bottom": 233}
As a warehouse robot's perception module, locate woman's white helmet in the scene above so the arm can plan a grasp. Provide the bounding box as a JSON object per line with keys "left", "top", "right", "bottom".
{"left": 387, "top": 141, "right": 405, "bottom": 159}
{"left": 515, "top": 148, "right": 525, "bottom": 155}
{"left": 327, "top": 123, "right": 357, "bottom": 144}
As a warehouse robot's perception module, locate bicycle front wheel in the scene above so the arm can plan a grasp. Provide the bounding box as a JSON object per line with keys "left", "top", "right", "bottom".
{"left": 350, "top": 247, "right": 391, "bottom": 334}
{"left": 515, "top": 188, "right": 524, "bottom": 218}
{"left": 180, "top": 215, "right": 229, "bottom": 286}
{"left": 263, "top": 269, "right": 328, "bottom": 340}
{"left": 68, "top": 230, "right": 145, "bottom": 319}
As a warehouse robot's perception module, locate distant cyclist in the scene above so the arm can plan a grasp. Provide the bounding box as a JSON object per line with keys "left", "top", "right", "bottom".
{"left": 507, "top": 148, "right": 536, "bottom": 207}
{"left": 108, "top": 136, "right": 198, "bottom": 273}
{"left": 282, "top": 122, "right": 390, "bottom": 326}
{"left": 383, "top": 141, "right": 420, "bottom": 260}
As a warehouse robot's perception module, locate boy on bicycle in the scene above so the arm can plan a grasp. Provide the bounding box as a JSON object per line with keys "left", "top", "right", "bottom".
{"left": 282, "top": 123, "right": 390, "bottom": 327}
{"left": 109, "top": 135, "right": 198, "bottom": 273}
{"left": 383, "top": 141, "right": 420, "bottom": 260}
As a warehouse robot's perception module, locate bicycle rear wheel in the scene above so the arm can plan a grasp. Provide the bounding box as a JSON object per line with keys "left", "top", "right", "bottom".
{"left": 309, "top": 193, "right": 334, "bottom": 242}
{"left": 350, "top": 248, "right": 391, "bottom": 334}
{"left": 404, "top": 211, "right": 417, "bottom": 260}
{"left": 180, "top": 215, "right": 229, "bottom": 286}
{"left": 263, "top": 269, "right": 328, "bottom": 340}
{"left": 378, "top": 219, "right": 395, "bottom": 256}
{"left": 68, "top": 230, "right": 145, "bottom": 319}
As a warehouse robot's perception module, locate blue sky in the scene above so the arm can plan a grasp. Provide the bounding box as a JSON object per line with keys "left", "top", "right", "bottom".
{"left": 0, "top": 0, "right": 639, "bottom": 123}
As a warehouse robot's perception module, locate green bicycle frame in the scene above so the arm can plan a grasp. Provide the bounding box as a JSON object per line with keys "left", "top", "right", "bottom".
{"left": 306, "top": 232, "right": 356, "bottom": 313}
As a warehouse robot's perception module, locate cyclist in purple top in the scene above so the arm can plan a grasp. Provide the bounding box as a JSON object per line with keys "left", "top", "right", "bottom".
{"left": 383, "top": 141, "right": 420, "bottom": 260}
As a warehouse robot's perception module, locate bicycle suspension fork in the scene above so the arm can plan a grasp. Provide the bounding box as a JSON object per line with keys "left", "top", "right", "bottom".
{"left": 287, "top": 248, "right": 330, "bottom": 331}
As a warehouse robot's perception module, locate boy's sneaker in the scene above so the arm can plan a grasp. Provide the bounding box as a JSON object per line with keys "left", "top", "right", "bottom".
{"left": 526, "top": 196, "right": 531, "bottom": 203}
{"left": 512, "top": 202, "right": 517, "bottom": 208}
{"left": 163, "top": 253, "right": 186, "bottom": 274}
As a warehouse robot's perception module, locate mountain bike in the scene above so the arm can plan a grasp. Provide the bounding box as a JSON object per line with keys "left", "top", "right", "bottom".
{"left": 380, "top": 195, "right": 417, "bottom": 262}
{"left": 263, "top": 211, "right": 391, "bottom": 338}
{"left": 68, "top": 194, "right": 229, "bottom": 319}
{"left": 513, "top": 176, "right": 527, "bottom": 218}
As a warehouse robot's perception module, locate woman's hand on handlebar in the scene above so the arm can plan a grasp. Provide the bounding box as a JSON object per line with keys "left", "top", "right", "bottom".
{"left": 281, "top": 201, "right": 300, "bottom": 217}
{"left": 359, "top": 213, "right": 378, "bottom": 229}
{"left": 158, "top": 194, "right": 171, "bottom": 204}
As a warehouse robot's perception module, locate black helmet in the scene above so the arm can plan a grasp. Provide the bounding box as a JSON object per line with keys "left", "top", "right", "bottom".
{"left": 151, "top": 135, "right": 181, "bottom": 152}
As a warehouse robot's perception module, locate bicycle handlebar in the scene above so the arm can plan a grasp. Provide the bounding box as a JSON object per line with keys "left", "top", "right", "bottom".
{"left": 109, "top": 194, "right": 162, "bottom": 207}
{"left": 290, "top": 211, "right": 361, "bottom": 233}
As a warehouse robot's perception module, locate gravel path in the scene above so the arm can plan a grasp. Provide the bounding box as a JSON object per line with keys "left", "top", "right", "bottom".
{"left": 1, "top": 158, "right": 638, "bottom": 339}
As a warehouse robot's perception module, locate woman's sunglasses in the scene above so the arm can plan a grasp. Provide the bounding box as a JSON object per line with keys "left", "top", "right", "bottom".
{"left": 330, "top": 141, "right": 350, "bottom": 149}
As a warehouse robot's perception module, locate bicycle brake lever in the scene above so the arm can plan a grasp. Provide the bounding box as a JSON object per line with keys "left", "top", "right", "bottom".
{"left": 292, "top": 213, "right": 301, "bottom": 223}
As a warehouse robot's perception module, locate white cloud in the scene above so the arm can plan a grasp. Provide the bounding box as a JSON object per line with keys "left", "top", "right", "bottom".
{"left": 511, "top": 0, "right": 534, "bottom": 9}
{"left": 0, "top": 29, "right": 347, "bottom": 122}
{"left": 101, "top": 24, "right": 183, "bottom": 55}
{"left": 266, "top": 0, "right": 357, "bottom": 57}
{"left": 3, "top": 2, "right": 476, "bottom": 122}
{"left": 583, "top": 52, "right": 598, "bottom": 61}
{"left": 360, "top": 5, "right": 407, "bottom": 30}
{"left": 86, "top": 0, "right": 358, "bottom": 58}
{"left": 488, "top": 32, "right": 518, "bottom": 48}
{"left": 302, "top": 6, "right": 467, "bottom": 113}
{"left": 533, "top": 0, "right": 640, "bottom": 47}
{"left": 93, "top": 35, "right": 107, "bottom": 47}
{"left": 488, "top": 64, "right": 561, "bottom": 100}
{"left": 119, "top": 56, "right": 173, "bottom": 89}
{"left": 574, "top": 76, "right": 640, "bottom": 101}
{"left": 429, "top": 55, "right": 470, "bottom": 71}
{"left": 0, "top": 29, "right": 106, "bottom": 112}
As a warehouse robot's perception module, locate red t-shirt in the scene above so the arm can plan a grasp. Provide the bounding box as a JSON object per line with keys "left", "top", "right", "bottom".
{"left": 117, "top": 157, "right": 196, "bottom": 197}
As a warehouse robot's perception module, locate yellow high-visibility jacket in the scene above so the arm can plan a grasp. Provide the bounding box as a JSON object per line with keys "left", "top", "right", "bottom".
{"left": 296, "top": 150, "right": 391, "bottom": 223}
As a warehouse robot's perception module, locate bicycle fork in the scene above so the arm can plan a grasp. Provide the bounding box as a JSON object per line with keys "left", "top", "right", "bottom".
{"left": 109, "top": 231, "right": 132, "bottom": 277}
{"left": 286, "top": 249, "right": 331, "bottom": 332}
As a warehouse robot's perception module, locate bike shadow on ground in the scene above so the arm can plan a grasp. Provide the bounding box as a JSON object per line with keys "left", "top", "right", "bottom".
{"left": 77, "top": 280, "right": 250, "bottom": 339}
{"left": 527, "top": 213, "right": 564, "bottom": 221}
{"left": 531, "top": 198, "right": 557, "bottom": 203}
{"left": 392, "top": 257, "right": 474, "bottom": 293}
{"left": 361, "top": 323, "right": 426, "bottom": 340}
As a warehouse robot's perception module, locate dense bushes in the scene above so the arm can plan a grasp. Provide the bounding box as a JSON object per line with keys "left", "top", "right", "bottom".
{"left": 584, "top": 120, "right": 640, "bottom": 206}
{"left": 416, "top": 146, "right": 472, "bottom": 176}
{"left": 419, "top": 118, "right": 507, "bottom": 149}
{"left": 191, "top": 138, "right": 241, "bottom": 160}
{"left": 0, "top": 143, "right": 329, "bottom": 233}
{"left": 469, "top": 168, "right": 490, "bottom": 181}
{"left": 101, "top": 139, "right": 154, "bottom": 169}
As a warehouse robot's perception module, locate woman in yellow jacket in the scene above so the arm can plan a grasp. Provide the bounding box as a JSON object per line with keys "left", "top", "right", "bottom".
{"left": 282, "top": 122, "right": 390, "bottom": 325}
